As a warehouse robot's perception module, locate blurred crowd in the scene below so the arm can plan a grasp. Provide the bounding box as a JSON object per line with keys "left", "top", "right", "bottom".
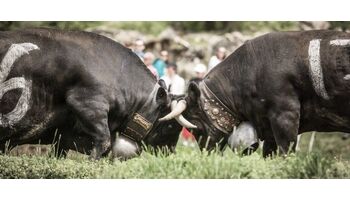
{"left": 126, "top": 38, "right": 228, "bottom": 146}
{"left": 127, "top": 38, "right": 227, "bottom": 95}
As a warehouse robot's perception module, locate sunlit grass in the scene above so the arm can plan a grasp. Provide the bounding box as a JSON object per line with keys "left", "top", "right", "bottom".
{"left": 0, "top": 132, "right": 349, "bottom": 179}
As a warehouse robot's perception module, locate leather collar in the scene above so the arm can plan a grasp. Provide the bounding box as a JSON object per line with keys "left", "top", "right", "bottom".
{"left": 121, "top": 113, "right": 153, "bottom": 142}
{"left": 199, "top": 82, "right": 240, "bottom": 134}
{"left": 120, "top": 84, "right": 160, "bottom": 142}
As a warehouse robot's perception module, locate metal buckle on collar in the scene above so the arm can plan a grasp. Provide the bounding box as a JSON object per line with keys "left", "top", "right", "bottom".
{"left": 122, "top": 113, "right": 153, "bottom": 142}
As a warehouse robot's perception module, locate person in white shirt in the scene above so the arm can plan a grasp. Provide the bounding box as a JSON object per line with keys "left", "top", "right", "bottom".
{"left": 190, "top": 63, "right": 207, "bottom": 84}
{"left": 208, "top": 46, "right": 227, "bottom": 72}
{"left": 134, "top": 39, "right": 145, "bottom": 60}
{"left": 161, "top": 63, "right": 185, "bottom": 95}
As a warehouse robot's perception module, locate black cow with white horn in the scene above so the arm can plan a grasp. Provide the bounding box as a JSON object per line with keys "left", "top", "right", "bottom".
{"left": 161, "top": 30, "right": 350, "bottom": 157}
{"left": 0, "top": 28, "right": 182, "bottom": 160}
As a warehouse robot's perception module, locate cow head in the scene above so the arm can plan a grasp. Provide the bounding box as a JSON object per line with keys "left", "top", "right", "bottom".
{"left": 144, "top": 118, "right": 182, "bottom": 154}
{"left": 120, "top": 80, "right": 169, "bottom": 140}
{"left": 113, "top": 117, "right": 182, "bottom": 161}
{"left": 160, "top": 82, "right": 230, "bottom": 152}
{"left": 160, "top": 81, "right": 260, "bottom": 154}
{"left": 113, "top": 80, "right": 182, "bottom": 160}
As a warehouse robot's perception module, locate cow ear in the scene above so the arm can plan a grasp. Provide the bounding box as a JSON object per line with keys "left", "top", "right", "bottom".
{"left": 156, "top": 87, "right": 168, "bottom": 105}
{"left": 187, "top": 82, "right": 201, "bottom": 104}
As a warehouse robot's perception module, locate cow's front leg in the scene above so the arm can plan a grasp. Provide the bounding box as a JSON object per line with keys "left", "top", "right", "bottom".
{"left": 262, "top": 139, "right": 277, "bottom": 157}
{"left": 267, "top": 93, "right": 300, "bottom": 156}
{"left": 269, "top": 111, "right": 299, "bottom": 155}
{"left": 66, "top": 88, "right": 111, "bottom": 160}
{"left": 0, "top": 142, "right": 8, "bottom": 154}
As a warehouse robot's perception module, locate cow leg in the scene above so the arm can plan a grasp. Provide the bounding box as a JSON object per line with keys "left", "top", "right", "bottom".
{"left": 66, "top": 89, "right": 111, "bottom": 160}
{"left": 262, "top": 139, "right": 277, "bottom": 157}
{"left": 0, "top": 142, "right": 6, "bottom": 154}
{"left": 267, "top": 94, "right": 300, "bottom": 156}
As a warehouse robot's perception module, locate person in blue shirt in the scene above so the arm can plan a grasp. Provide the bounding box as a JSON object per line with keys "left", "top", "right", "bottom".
{"left": 153, "top": 50, "right": 168, "bottom": 77}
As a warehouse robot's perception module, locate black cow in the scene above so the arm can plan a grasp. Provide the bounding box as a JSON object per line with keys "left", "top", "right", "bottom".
{"left": 161, "top": 30, "right": 350, "bottom": 157}
{"left": 0, "top": 28, "right": 181, "bottom": 160}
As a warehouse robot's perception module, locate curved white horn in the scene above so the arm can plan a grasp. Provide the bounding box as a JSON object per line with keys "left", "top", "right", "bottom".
{"left": 175, "top": 115, "right": 197, "bottom": 129}
{"left": 159, "top": 100, "right": 187, "bottom": 121}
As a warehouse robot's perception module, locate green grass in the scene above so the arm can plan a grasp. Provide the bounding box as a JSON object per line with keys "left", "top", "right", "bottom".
{"left": 0, "top": 132, "right": 350, "bottom": 179}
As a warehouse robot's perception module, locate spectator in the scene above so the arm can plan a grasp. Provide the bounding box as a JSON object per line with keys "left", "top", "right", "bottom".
{"left": 153, "top": 50, "right": 168, "bottom": 77}
{"left": 208, "top": 47, "right": 227, "bottom": 72}
{"left": 143, "top": 52, "right": 158, "bottom": 78}
{"left": 161, "top": 63, "right": 185, "bottom": 95}
{"left": 134, "top": 39, "right": 145, "bottom": 60}
{"left": 190, "top": 63, "right": 207, "bottom": 84}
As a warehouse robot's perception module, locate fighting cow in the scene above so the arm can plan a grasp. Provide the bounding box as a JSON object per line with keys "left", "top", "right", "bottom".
{"left": 161, "top": 30, "right": 350, "bottom": 157}
{"left": 0, "top": 28, "right": 184, "bottom": 160}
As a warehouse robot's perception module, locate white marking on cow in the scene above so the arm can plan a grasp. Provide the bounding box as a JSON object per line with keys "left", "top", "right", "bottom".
{"left": 0, "top": 43, "right": 39, "bottom": 127}
{"left": 308, "top": 39, "right": 330, "bottom": 100}
{"left": 0, "top": 43, "right": 39, "bottom": 82}
{"left": 330, "top": 39, "right": 350, "bottom": 46}
{"left": 329, "top": 39, "right": 350, "bottom": 82}
{"left": 0, "top": 78, "right": 32, "bottom": 126}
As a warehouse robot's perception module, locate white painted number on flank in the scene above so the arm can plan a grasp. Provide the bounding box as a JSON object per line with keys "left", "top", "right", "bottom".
{"left": 329, "top": 39, "right": 350, "bottom": 46}
{"left": 308, "top": 38, "right": 350, "bottom": 100}
{"left": 0, "top": 43, "right": 39, "bottom": 127}
{"left": 308, "top": 39, "right": 330, "bottom": 100}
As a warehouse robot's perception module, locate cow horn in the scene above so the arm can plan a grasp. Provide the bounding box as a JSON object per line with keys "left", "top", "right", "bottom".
{"left": 159, "top": 100, "right": 187, "bottom": 121}
{"left": 175, "top": 115, "right": 197, "bottom": 129}
{"left": 159, "top": 100, "right": 197, "bottom": 129}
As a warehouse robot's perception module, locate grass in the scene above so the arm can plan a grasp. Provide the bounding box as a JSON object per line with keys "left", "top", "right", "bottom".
{"left": 0, "top": 132, "right": 349, "bottom": 179}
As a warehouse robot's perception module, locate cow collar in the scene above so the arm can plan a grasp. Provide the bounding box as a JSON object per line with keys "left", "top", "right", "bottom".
{"left": 121, "top": 84, "right": 160, "bottom": 142}
{"left": 122, "top": 113, "right": 153, "bottom": 142}
{"left": 199, "top": 82, "right": 241, "bottom": 134}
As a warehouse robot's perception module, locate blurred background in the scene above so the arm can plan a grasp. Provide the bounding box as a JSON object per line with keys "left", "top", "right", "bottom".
{"left": 2, "top": 21, "right": 350, "bottom": 158}
{"left": 1, "top": 21, "right": 350, "bottom": 81}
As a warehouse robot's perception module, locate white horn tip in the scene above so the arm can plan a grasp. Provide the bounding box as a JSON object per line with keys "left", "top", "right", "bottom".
{"left": 158, "top": 117, "right": 169, "bottom": 121}
{"left": 176, "top": 115, "right": 198, "bottom": 129}
{"left": 188, "top": 125, "right": 197, "bottom": 129}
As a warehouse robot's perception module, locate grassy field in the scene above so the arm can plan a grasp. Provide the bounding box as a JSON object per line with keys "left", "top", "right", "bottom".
{"left": 0, "top": 132, "right": 349, "bottom": 179}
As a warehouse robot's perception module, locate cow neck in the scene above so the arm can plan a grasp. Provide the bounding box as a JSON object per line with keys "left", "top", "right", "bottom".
{"left": 115, "top": 51, "right": 159, "bottom": 142}
{"left": 118, "top": 49, "right": 158, "bottom": 114}
{"left": 120, "top": 83, "right": 159, "bottom": 142}
{"left": 203, "top": 64, "right": 239, "bottom": 117}
{"left": 198, "top": 81, "right": 240, "bottom": 134}
{"left": 200, "top": 57, "right": 242, "bottom": 133}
